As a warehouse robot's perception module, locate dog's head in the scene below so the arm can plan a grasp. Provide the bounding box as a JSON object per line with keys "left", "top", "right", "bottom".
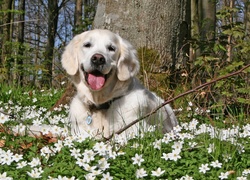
{"left": 61, "top": 29, "right": 139, "bottom": 91}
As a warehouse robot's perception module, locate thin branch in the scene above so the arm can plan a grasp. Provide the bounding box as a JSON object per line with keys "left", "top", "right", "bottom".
{"left": 0, "top": 19, "right": 39, "bottom": 27}
{"left": 105, "top": 63, "right": 250, "bottom": 141}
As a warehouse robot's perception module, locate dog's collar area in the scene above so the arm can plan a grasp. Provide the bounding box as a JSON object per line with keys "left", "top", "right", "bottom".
{"left": 85, "top": 96, "right": 122, "bottom": 125}
{"left": 88, "top": 96, "right": 122, "bottom": 112}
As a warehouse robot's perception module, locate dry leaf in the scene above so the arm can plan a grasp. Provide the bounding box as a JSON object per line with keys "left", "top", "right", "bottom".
{"left": 21, "top": 142, "right": 33, "bottom": 149}
{"left": 0, "top": 139, "right": 5, "bottom": 147}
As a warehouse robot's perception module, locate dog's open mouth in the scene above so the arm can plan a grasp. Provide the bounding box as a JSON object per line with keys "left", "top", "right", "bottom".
{"left": 84, "top": 71, "right": 108, "bottom": 91}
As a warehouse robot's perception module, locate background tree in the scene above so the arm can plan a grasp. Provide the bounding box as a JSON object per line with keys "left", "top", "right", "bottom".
{"left": 94, "top": 0, "right": 191, "bottom": 90}
{"left": 0, "top": 0, "right": 13, "bottom": 83}
{"left": 43, "top": 0, "right": 60, "bottom": 86}
{"left": 16, "top": 0, "right": 25, "bottom": 85}
{"left": 74, "top": 0, "right": 83, "bottom": 35}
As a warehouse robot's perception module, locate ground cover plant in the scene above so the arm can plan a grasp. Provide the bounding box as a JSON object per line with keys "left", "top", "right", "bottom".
{"left": 0, "top": 85, "right": 250, "bottom": 180}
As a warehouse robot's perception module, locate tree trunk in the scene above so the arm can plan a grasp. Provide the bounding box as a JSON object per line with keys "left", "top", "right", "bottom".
{"left": 43, "top": 0, "right": 59, "bottom": 86}
{"left": 190, "top": 0, "right": 216, "bottom": 58}
{"left": 16, "top": 0, "right": 25, "bottom": 86}
{"left": 74, "top": 0, "right": 83, "bottom": 35}
{"left": 245, "top": 0, "right": 250, "bottom": 36}
{"left": 0, "top": 0, "right": 13, "bottom": 83}
{"left": 93, "top": 0, "right": 190, "bottom": 88}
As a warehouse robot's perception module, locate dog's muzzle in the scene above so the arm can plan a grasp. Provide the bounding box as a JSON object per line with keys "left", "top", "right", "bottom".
{"left": 81, "top": 54, "right": 112, "bottom": 91}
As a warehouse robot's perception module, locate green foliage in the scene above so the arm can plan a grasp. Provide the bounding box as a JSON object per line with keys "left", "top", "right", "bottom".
{"left": 176, "top": 3, "right": 250, "bottom": 118}
{"left": 0, "top": 84, "right": 64, "bottom": 109}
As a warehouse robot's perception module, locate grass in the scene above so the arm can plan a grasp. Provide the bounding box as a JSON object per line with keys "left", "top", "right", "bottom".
{"left": 0, "top": 85, "right": 249, "bottom": 180}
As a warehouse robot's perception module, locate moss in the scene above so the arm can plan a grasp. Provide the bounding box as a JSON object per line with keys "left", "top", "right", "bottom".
{"left": 137, "top": 47, "right": 161, "bottom": 74}
{"left": 137, "top": 47, "right": 173, "bottom": 99}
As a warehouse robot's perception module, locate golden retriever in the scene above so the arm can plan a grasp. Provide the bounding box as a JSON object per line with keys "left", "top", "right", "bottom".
{"left": 61, "top": 29, "right": 178, "bottom": 139}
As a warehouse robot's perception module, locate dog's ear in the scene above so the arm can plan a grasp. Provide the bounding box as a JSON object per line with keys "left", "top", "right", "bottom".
{"left": 61, "top": 33, "right": 84, "bottom": 76}
{"left": 117, "top": 36, "right": 140, "bottom": 81}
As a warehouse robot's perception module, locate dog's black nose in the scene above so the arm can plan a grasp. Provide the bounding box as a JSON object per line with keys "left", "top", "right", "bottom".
{"left": 91, "top": 54, "right": 105, "bottom": 66}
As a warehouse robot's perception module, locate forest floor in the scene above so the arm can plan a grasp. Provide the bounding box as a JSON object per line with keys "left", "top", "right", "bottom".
{"left": 0, "top": 87, "right": 249, "bottom": 180}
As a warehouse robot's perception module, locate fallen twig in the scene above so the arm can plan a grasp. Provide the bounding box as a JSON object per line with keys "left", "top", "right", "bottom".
{"left": 105, "top": 63, "right": 250, "bottom": 141}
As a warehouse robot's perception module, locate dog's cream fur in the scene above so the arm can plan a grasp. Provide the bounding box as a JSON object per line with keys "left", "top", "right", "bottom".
{"left": 62, "top": 29, "right": 177, "bottom": 139}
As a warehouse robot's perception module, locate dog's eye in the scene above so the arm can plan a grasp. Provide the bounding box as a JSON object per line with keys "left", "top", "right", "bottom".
{"left": 83, "top": 42, "right": 91, "bottom": 48}
{"left": 107, "top": 45, "right": 116, "bottom": 52}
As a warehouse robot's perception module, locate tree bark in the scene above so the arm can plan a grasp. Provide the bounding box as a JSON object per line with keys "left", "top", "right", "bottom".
{"left": 74, "top": 0, "right": 83, "bottom": 35}
{"left": 0, "top": 0, "right": 13, "bottom": 82}
{"left": 16, "top": 0, "right": 25, "bottom": 85}
{"left": 43, "top": 0, "right": 59, "bottom": 86}
{"left": 190, "top": 0, "right": 216, "bottom": 57}
{"left": 94, "top": 0, "right": 190, "bottom": 83}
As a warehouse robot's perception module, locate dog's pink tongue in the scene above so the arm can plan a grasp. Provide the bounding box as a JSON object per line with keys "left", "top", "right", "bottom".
{"left": 88, "top": 73, "right": 105, "bottom": 90}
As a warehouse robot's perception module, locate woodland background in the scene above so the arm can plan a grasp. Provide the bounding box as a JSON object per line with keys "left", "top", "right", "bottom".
{"left": 0, "top": 0, "right": 250, "bottom": 116}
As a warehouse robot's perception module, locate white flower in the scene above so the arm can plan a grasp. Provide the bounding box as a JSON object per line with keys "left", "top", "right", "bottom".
{"left": 51, "top": 126, "right": 62, "bottom": 136}
{"left": 172, "top": 141, "right": 183, "bottom": 152}
{"left": 0, "top": 150, "right": 14, "bottom": 165}
{"left": 16, "top": 161, "right": 27, "bottom": 169}
{"left": 93, "top": 142, "right": 107, "bottom": 155}
{"left": 40, "top": 146, "right": 53, "bottom": 157}
{"left": 64, "top": 137, "right": 74, "bottom": 148}
{"left": 91, "top": 169, "right": 102, "bottom": 176}
{"left": 222, "top": 154, "right": 232, "bottom": 162}
{"left": 82, "top": 163, "right": 97, "bottom": 172}
{"left": 131, "top": 143, "right": 140, "bottom": 148}
{"left": 76, "top": 158, "right": 85, "bottom": 167}
{"left": 40, "top": 126, "right": 50, "bottom": 135}
{"left": 207, "top": 143, "right": 215, "bottom": 153}
{"left": 151, "top": 167, "right": 165, "bottom": 177}
{"left": 242, "top": 169, "right": 250, "bottom": 176}
{"left": 152, "top": 139, "right": 161, "bottom": 150}
{"left": 173, "top": 125, "right": 182, "bottom": 133}
{"left": 199, "top": 163, "right": 210, "bottom": 174}
{"left": 101, "top": 172, "right": 113, "bottom": 180}
{"left": 210, "top": 160, "right": 222, "bottom": 168}
{"left": 188, "top": 102, "right": 193, "bottom": 107}
{"left": 28, "top": 157, "right": 41, "bottom": 167}
{"left": 83, "top": 149, "right": 95, "bottom": 163}
{"left": 161, "top": 153, "right": 170, "bottom": 161}
{"left": 188, "top": 118, "right": 199, "bottom": 130}
{"left": 237, "top": 177, "right": 247, "bottom": 180}
{"left": 75, "top": 134, "right": 90, "bottom": 143}
{"left": 180, "top": 175, "right": 194, "bottom": 180}
{"left": 84, "top": 173, "right": 95, "bottom": 180}
{"left": 161, "top": 135, "right": 171, "bottom": 144}
{"left": 70, "top": 148, "right": 81, "bottom": 159}
{"left": 32, "top": 97, "right": 37, "bottom": 103}
{"left": 54, "top": 140, "right": 64, "bottom": 152}
{"left": 12, "top": 153, "right": 23, "bottom": 162}
{"left": 32, "top": 119, "right": 42, "bottom": 126}
{"left": 188, "top": 142, "right": 197, "bottom": 148}
{"left": 219, "top": 171, "right": 229, "bottom": 179}
{"left": 27, "top": 167, "right": 43, "bottom": 179}
{"left": 0, "top": 172, "right": 13, "bottom": 180}
{"left": 136, "top": 168, "right": 148, "bottom": 178}
{"left": 48, "top": 175, "right": 77, "bottom": 180}
{"left": 98, "top": 158, "right": 110, "bottom": 170}
{"left": 168, "top": 149, "right": 181, "bottom": 161}
{"left": 0, "top": 113, "right": 8, "bottom": 123}
{"left": 61, "top": 127, "right": 69, "bottom": 136}
{"left": 132, "top": 153, "right": 144, "bottom": 166}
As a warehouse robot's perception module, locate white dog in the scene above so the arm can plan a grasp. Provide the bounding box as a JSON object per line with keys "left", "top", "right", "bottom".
{"left": 61, "top": 29, "right": 177, "bottom": 139}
